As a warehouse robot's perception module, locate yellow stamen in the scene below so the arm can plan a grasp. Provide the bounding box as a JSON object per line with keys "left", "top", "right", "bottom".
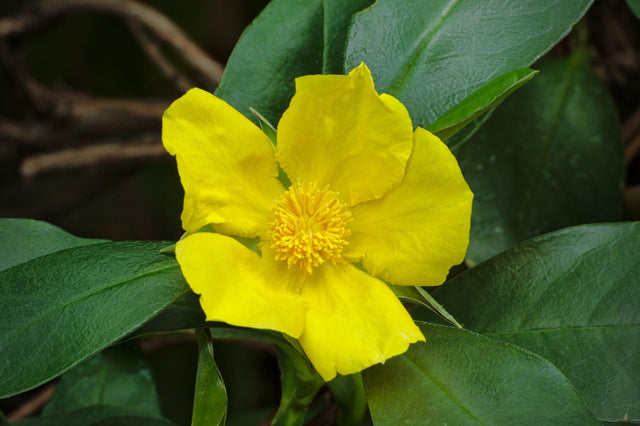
{"left": 269, "top": 183, "right": 351, "bottom": 273}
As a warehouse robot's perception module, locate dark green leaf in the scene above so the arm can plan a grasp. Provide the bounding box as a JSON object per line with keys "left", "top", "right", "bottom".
{"left": 91, "top": 417, "right": 176, "bottom": 426}
{"left": 15, "top": 406, "right": 175, "bottom": 426}
{"left": 426, "top": 223, "right": 640, "bottom": 422}
{"left": 391, "top": 285, "right": 462, "bottom": 328}
{"left": 215, "top": 0, "right": 373, "bottom": 125}
{"left": 321, "top": 0, "right": 375, "bottom": 74}
{"left": 272, "top": 347, "right": 324, "bottom": 426}
{"left": 0, "top": 219, "right": 106, "bottom": 272}
{"left": 456, "top": 52, "right": 624, "bottom": 264}
{"left": 192, "top": 329, "right": 227, "bottom": 426}
{"left": 326, "top": 373, "right": 367, "bottom": 426}
{"left": 345, "top": 0, "right": 593, "bottom": 127}
{"left": 0, "top": 241, "right": 188, "bottom": 397}
{"left": 43, "top": 342, "right": 162, "bottom": 418}
{"left": 627, "top": 0, "right": 640, "bottom": 18}
{"left": 250, "top": 107, "right": 278, "bottom": 145}
{"left": 249, "top": 108, "right": 292, "bottom": 188}
{"left": 427, "top": 68, "right": 537, "bottom": 141}
{"left": 363, "top": 322, "right": 599, "bottom": 425}
{"left": 134, "top": 292, "right": 205, "bottom": 336}
{"left": 146, "top": 340, "right": 199, "bottom": 425}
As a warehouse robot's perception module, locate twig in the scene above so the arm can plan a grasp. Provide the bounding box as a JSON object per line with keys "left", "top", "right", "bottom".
{"left": 5, "top": 383, "right": 55, "bottom": 422}
{"left": 21, "top": 140, "right": 168, "bottom": 178}
{"left": 127, "top": 20, "right": 193, "bottom": 93}
{"left": 0, "top": 0, "right": 224, "bottom": 87}
{"left": 0, "top": 119, "right": 54, "bottom": 146}
{"left": 0, "top": 39, "right": 168, "bottom": 136}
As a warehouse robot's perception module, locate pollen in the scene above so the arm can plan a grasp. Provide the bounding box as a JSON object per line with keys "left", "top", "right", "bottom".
{"left": 269, "top": 183, "right": 352, "bottom": 274}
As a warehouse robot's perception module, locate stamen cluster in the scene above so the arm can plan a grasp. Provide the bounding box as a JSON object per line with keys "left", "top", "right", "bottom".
{"left": 269, "top": 184, "right": 351, "bottom": 273}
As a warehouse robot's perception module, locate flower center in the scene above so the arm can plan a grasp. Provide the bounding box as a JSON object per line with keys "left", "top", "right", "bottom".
{"left": 269, "top": 183, "right": 351, "bottom": 273}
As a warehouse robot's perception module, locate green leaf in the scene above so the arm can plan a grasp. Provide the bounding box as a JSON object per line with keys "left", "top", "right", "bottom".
{"left": 215, "top": 0, "right": 373, "bottom": 125}
{"left": 627, "top": 0, "right": 640, "bottom": 18}
{"left": 0, "top": 241, "right": 188, "bottom": 397}
{"left": 363, "top": 322, "right": 599, "bottom": 425}
{"left": 345, "top": 0, "right": 593, "bottom": 128}
{"left": 391, "top": 285, "right": 462, "bottom": 329}
{"left": 192, "top": 329, "right": 227, "bottom": 426}
{"left": 427, "top": 68, "right": 537, "bottom": 141}
{"left": 250, "top": 107, "right": 278, "bottom": 145}
{"left": 90, "top": 417, "right": 176, "bottom": 426}
{"left": 43, "top": 342, "right": 162, "bottom": 418}
{"left": 250, "top": 108, "right": 292, "bottom": 188}
{"left": 134, "top": 292, "right": 205, "bottom": 336}
{"left": 456, "top": 51, "right": 624, "bottom": 264}
{"left": 425, "top": 223, "right": 640, "bottom": 422}
{"left": 0, "top": 219, "right": 106, "bottom": 272}
{"left": 272, "top": 346, "right": 324, "bottom": 426}
{"left": 326, "top": 374, "right": 367, "bottom": 426}
{"left": 15, "top": 407, "right": 176, "bottom": 426}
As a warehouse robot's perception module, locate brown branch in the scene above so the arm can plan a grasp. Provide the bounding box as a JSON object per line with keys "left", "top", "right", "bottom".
{"left": 127, "top": 20, "right": 193, "bottom": 93}
{"left": 5, "top": 384, "right": 55, "bottom": 422}
{"left": 0, "top": 40, "right": 168, "bottom": 139}
{"left": 0, "top": 92, "right": 167, "bottom": 144}
{"left": 21, "top": 140, "right": 169, "bottom": 178}
{"left": 0, "top": 119, "right": 54, "bottom": 146}
{"left": 0, "top": 0, "right": 223, "bottom": 86}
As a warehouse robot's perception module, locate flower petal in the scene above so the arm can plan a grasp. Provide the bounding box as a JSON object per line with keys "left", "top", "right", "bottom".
{"left": 346, "top": 128, "right": 473, "bottom": 287}
{"left": 299, "top": 263, "right": 424, "bottom": 381}
{"left": 163, "top": 88, "right": 284, "bottom": 237}
{"left": 276, "top": 63, "right": 413, "bottom": 206}
{"left": 176, "top": 232, "right": 306, "bottom": 338}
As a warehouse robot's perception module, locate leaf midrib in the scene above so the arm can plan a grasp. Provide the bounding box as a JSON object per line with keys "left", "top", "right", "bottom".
{"left": 387, "top": 0, "right": 461, "bottom": 97}
{"left": 402, "top": 352, "right": 483, "bottom": 424}
{"left": 517, "top": 55, "right": 581, "bottom": 237}
{"left": 485, "top": 323, "right": 639, "bottom": 336}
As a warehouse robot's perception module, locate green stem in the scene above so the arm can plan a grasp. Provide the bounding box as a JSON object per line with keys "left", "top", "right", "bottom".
{"left": 271, "top": 346, "right": 324, "bottom": 426}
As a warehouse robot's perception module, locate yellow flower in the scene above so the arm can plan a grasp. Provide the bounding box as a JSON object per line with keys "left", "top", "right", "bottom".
{"left": 162, "top": 64, "right": 473, "bottom": 381}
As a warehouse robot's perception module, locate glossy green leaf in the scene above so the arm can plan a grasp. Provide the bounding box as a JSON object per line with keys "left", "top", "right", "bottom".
{"left": 134, "top": 292, "right": 205, "bottom": 336}
{"left": 391, "top": 285, "right": 462, "bottom": 328}
{"left": 364, "top": 322, "right": 599, "bottom": 425}
{"left": 215, "top": 0, "right": 373, "bottom": 125}
{"left": 627, "top": 0, "right": 640, "bottom": 18}
{"left": 0, "top": 241, "right": 188, "bottom": 397}
{"left": 426, "top": 223, "right": 640, "bottom": 422}
{"left": 192, "top": 329, "right": 227, "bottom": 426}
{"left": 456, "top": 52, "right": 624, "bottom": 264}
{"left": 43, "top": 342, "right": 162, "bottom": 418}
{"left": 15, "top": 407, "right": 175, "bottom": 426}
{"left": 345, "top": 0, "right": 593, "bottom": 128}
{"left": 0, "top": 219, "right": 106, "bottom": 272}
{"left": 427, "top": 68, "right": 537, "bottom": 141}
